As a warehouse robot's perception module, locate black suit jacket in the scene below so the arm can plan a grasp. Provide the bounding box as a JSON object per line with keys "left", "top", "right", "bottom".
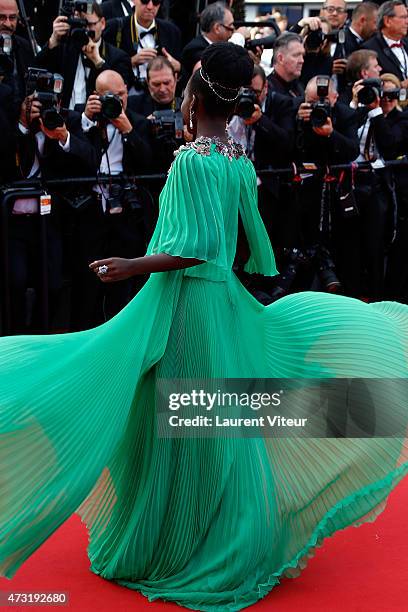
{"left": 355, "top": 105, "right": 408, "bottom": 160}
{"left": 2, "top": 34, "right": 36, "bottom": 111}
{"left": 181, "top": 34, "right": 209, "bottom": 79}
{"left": 0, "top": 82, "right": 16, "bottom": 183}
{"left": 104, "top": 16, "right": 182, "bottom": 64}
{"left": 75, "top": 105, "right": 152, "bottom": 173}
{"left": 251, "top": 90, "right": 295, "bottom": 196}
{"left": 36, "top": 38, "right": 133, "bottom": 108}
{"left": 15, "top": 111, "right": 99, "bottom": 181}
{"left": 267, "top": 71, "right": 304, "bottom": 104}
{"left": 296, "top": 102, "right": 359, "bottom": 165}
{"left": 363, "top": 33, "right": 408, "bottom": 80}
{"left": 101, "top": 0, "right": 133, "bottom": 20}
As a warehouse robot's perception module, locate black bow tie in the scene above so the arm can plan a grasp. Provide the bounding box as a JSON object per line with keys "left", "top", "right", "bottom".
{"left": 139, "top": 27, "right": 156, "bottom": 40}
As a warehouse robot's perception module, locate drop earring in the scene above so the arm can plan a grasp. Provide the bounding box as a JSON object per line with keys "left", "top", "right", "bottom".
{"left": 189, "top": 107, "right": 194, "bottom": 130}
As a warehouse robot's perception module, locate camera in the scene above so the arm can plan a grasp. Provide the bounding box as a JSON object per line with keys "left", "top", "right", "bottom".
{"left": 0, "top": 34, "right": 13, "bottom": 77}
{"left": 245, "top": 34, "right": 277, "bottom": 51}
{"left": 150, "top": 98, "right": 183, "bottom": 142}
{"left": 25, "top": 68, "right": 65, "bottom": 130}
{"left": 357, "top": 78, "right": 382, "bottom": 105}
{"left": 382, "top": 87, "right": 407, "bottom": 102}
{"left": 105, "top": 182, "right": 143, "bottom": 216}
{"left": 98, "top": 93, "right": 123, "bottom": 120}
{"left": 305, "top": 27, "right": 346, "bottom": 53}
{"left": 60, "top": 0, "right": 95, "bottom": 48}
{"left": 235, "top": 88, "right": 258, "bottom": 119}
{"left": 309, "top": 75, "right": 331, "bottom": 128}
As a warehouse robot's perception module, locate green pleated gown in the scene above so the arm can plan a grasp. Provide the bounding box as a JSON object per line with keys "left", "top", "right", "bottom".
{"left": 1, "top": 137, "right": 408, "bottom": 611}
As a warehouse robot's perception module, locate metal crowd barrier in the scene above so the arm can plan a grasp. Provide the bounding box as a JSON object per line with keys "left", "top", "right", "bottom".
{"left": 1, "top": 158, "right": 407, "bottom": 336}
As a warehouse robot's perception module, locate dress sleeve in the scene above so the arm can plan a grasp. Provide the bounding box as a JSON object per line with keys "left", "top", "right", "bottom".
{"left": 239, "top": 158, "right": 279, "bottom": 277}
{"left": 146, "top": 148, "right": 227, "bottom": 269}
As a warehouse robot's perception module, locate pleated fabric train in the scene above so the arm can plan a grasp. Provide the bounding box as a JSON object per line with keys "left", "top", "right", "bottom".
{"left": 1, "top": 139, "right": 408, "bottom": 612}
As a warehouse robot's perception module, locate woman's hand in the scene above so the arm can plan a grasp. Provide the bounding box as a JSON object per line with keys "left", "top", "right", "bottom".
{"left": 89, "top": 257, "right": 137, "bottom": 282}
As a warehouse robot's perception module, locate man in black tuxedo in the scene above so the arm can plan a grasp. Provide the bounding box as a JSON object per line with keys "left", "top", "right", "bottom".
{"left": 104, "top": 0, "right": 181, "bottom": 94}
{"left": 229, "top": 65, "right": 295, "bottom": 250}
{"left": 71, "top": 69, "right": 152, "bottom": 331}
{"left": 347, "top": 72, "right": 408, "bottom": 300}
{"left": 8, "top": 91, "right": 98, "bottom": 334}
{"left": 0, "top": 0, "right": 35, "bottom": 110}
{"left": 295, "top": 76, "right": 359, "bottom": 293}
{"left": 36, "top": 2, "right": 133, "bottom": 110}
{"left": 363, "top": 0, "right": 408, "bottom": 85}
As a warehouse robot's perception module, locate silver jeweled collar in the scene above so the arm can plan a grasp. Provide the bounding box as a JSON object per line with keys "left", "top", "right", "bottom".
{"left": 173, "top": 136, "right": 246, "bottom": 161}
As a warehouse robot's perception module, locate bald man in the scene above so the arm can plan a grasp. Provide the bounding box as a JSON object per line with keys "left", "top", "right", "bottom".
{"left": 0, "top": 0, "right": 35, "bottom": 109}
{"left": 70, "top": 70, "right": 152, "bottom": 331}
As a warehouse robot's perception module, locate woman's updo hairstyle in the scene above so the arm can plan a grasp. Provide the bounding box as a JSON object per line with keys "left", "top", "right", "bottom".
{"left": 190, "top": 42, "right": 254, "bottom": 117}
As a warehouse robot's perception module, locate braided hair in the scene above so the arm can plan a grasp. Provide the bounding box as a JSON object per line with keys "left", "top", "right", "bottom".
{"left": 190, "top": 42, "right": 254, "bottom": 117}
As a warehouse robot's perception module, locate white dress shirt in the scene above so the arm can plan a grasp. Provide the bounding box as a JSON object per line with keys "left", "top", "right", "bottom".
{"left": 69, "top": 39, "right": 103, "bottom": 110}
{"left": 81, "top": 113, "right": 124, "bottom": 212}
{"left": 355, "top": 107, "right": 383, "bottom": 163}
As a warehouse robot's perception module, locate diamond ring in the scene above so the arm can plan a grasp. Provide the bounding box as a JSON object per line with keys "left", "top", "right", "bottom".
{"left": 98, "top": 265, "right": 109, "bottom": 275}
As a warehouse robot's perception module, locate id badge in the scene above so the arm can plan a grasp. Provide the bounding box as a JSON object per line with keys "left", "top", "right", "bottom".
{"left": 40, "top": 193, "right": 52, "bottom": 216}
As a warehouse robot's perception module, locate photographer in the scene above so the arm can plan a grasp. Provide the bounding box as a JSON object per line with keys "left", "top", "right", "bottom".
{"left": 341, "top": 48, "right": 381, "bottom": 104}
{"left": 8, "top": 73, "right": 98, "bottom": 334}
{"left": 382, "top": 73, "right": 408, "bottom": 301}
{"left": 0, "top": 0, "right": 35, "bottom": 109}
{"left": 128, "top": 56, "right": 183, "bottom": 173}
{"left": 228, "top": 65, "right": 295, "bottom": 255}
{"left": 350, "top": 71, "right": 408, "bottom": 300}
{"left": 295, "top": 75, "right": 359, "bottom": 292}
{"left": 103, "top": 0, "right": 182, "bottom": 94}
{"left": 36, "top": 1, "right": 133, "bottom": 109}
{"left": 300, "top": 17, "right": 334, "bottom": 87}
{"left": 71, "top": 69, "right": 152, "bottom": 331}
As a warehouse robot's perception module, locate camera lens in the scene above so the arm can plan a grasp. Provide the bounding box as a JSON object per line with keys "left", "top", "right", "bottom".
{"left": 42, "top": 109, "right": 65, "bottom": 130}
{"left": 100, "top": 94, "right": 123, "bottom": 120}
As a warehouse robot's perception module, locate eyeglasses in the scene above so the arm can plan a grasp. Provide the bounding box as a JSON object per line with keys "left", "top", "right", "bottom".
{"left": 0, "top": 14, "right": 18, "bottom": 22}
{"left": 219, "top": 23, "right": 235, "bottom": 32}
{"left": 322, "top": 6, "right": 347, "bottom": 14}
{"left": 85, "top": 19, "right": 101, "bottom": 27}
{"left": 140, "top": 0, "right": 162, "bottom": 6}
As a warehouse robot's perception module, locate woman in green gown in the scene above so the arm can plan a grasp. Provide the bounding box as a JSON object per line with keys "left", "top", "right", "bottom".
{"left": 1, "top": 43, "right": 408, "bottom": 611}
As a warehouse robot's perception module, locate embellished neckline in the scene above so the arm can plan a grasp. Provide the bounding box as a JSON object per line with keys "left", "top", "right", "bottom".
{"left": 174, "top": 136, "right": 246, "bottom": 161}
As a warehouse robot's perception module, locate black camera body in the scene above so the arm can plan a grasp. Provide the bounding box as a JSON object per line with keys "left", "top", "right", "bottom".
{"left": 309, "top": 75, "right": 331, "bottom": 128}
{"left": 60, "top": 0, "right": 94, "bottom": 48}
{"left": 235, "top": 88, "right": 258, "bottom": 119}
{"left": 245, "top": 34, "right": 277, "bottom": 51}
{"left": 26, "top": 67, "right": 65, "bottom": 130}
{"left": 305, "top": 27, "right": 345, "bottom": 53}
{"left": 150, "top": 99, "right": 184, "bottom": 142}
{"left": 98, "top": 93, "right": 123, "bottom": 121}
{"left": 105, "top": 182, "right": 143, "bottom": 216}
{"left": 357, "top": 78, "right": 382, "bottom": 105}
{"left": 0, "top": 34, "right": 13, "bottom": 77}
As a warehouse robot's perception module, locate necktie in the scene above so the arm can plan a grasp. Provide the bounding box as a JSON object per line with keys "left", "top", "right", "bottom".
{"left": 140, "top": 27, "right": 156, "bottom": 40}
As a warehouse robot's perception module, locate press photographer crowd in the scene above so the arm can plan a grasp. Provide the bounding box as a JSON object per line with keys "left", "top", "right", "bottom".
{"left": 1, "top": 0, "right": 408, "bottom": 335}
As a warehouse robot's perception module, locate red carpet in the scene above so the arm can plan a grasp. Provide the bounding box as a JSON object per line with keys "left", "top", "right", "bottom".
{"left": 2, "top": 478, "right": 408, "bottom": 611}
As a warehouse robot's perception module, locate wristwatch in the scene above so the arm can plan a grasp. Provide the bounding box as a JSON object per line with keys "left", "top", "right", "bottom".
{"left": 95, "top": 59, "right": 105, "bottom": 70}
